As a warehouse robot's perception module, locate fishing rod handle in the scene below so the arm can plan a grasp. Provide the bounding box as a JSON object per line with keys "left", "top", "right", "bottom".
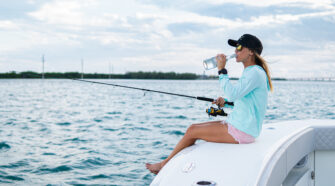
{"left": 197, "top": 97, "right": 214, "bottom": 102}
{"left": 196, "top": 97, "right": 234, "bottom": 106}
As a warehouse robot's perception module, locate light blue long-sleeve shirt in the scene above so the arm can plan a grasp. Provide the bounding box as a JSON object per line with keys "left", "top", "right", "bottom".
{"left": 219, "top": 65, "right": 269, "bottom": 138}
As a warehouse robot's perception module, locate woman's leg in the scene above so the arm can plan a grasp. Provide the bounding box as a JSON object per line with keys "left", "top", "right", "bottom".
{"left": 146, "top": 121, "right": 238, "bottom": 174}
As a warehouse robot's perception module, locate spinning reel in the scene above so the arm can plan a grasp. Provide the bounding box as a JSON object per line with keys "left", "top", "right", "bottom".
{"left": 206, "top": 106, "right": 228, "bottom": 117}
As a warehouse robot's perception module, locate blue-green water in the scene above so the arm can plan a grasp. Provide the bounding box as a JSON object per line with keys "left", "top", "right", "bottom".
{"left": 1, "top": 79, "right": 335, "bottom": 185}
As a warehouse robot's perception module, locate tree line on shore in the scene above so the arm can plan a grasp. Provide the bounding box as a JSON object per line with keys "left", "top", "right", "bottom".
{"left": 0, "top": 71, "right": 202, "bottom": 79}
{"left": 0, "top": 71, "right": 288, "bottom": 80}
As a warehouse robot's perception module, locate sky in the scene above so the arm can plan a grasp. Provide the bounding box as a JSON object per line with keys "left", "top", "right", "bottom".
{"left": 0, "top": 0, "right": 335, "bottom": 78}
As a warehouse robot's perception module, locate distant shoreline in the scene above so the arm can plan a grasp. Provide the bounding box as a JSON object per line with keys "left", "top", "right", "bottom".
{"left": 0, "top": 71, "right": 282, "bottom": 80}
{"left": 0, "top": 71, "right": 333, "bottom": 81}
{"left": 0, "top": 71, "right": 198, "bottom": 80}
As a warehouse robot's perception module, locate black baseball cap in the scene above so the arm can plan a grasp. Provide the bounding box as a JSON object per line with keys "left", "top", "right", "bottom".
{"left": 228, "top": 34, "right": 263, "bottom": 55}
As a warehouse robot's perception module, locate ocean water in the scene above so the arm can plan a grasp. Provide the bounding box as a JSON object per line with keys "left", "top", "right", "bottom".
{"left": 1, "top": 79, "right": 335, "bottom": 185}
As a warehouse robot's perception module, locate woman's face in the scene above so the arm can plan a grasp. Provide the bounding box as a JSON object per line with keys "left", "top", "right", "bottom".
{"left": 235, "top": 45, "right": 253, "bottom": 63}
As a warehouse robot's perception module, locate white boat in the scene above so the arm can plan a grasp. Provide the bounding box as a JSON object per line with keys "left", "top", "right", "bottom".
{"left": 150, "top": 119, "right": 335, "bottom": 186}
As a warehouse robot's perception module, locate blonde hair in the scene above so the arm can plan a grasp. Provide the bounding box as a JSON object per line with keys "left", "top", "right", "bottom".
{"left": 254, "top": 53, "right": 273, "bottom": 92}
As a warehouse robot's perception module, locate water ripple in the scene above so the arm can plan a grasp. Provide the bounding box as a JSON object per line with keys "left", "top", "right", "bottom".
{"left": 0, "top": 142, "right": 10, "bottom": 150}
{"left": 79, "top": 174, "right": 110, "bottom": 180}
{"left": 0, "top": 160, "right": 29, "bottom": 169}
{"left": 162, "top": 130, "right": 185, "bottom": 136}
{"left": 81, "top": 157, "right": 111, "bottom": 167}
{"left": 56, "top": 122, "right": 71, "bottom": 126}
{"left": 107, "top": 111, "right": 122, "bottom": 115}
{"left": 0, "top": 175, "right": 24, "bottom": 181}
{"left": 64, "top": 137, "right": 88, "bottom": 143}
{"left": 36, "top": 165, "right": 73, "bottom": 174}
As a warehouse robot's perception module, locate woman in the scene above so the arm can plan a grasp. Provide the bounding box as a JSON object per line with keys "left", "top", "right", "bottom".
{"left": 146, "top": 34, "right": 273, "bottom": 174}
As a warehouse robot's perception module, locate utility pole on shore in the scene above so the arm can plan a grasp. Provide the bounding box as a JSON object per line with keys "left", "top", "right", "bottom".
{"left": 108, "top": 61, "right": 111, "bottom": 79}
{"left": 42, "top": 54, "right": 45, "bottom": 79}
{"left": 81, "top": 58, "right": 84, "bottom": 79}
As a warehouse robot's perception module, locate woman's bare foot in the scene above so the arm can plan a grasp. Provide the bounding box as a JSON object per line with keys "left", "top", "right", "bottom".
{"left": 146, "top": 162, "right": 163, "bottom": 174}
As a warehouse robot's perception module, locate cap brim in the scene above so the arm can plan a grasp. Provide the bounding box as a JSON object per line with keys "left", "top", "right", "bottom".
{"left": 228, "top": 39, "right": 238, "bottom": 47}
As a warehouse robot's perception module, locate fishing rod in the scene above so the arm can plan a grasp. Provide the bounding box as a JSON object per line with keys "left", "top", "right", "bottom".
{"left": 72, "top": 79, "right": 234, "bottom": 116}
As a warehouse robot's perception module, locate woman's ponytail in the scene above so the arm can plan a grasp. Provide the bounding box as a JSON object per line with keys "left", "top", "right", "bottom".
{"left": 254, "top": 53, "right": 273, "bottom": 92}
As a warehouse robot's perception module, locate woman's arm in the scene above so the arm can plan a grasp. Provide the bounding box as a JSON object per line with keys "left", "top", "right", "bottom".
{"left": 219, "top": 70, "right": 261, "bottom": 102}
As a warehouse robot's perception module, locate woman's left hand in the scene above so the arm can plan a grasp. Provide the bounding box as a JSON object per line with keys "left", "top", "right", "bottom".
{"left": 216, "top": 54, "right": 227, "bottom": 70}
{"left": 212, "top": 97, "right": 225, "bottom": 107}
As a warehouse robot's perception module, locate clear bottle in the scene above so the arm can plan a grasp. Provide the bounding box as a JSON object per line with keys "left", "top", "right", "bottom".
{"left": 203, "top": 54, "right": 236, "bottom": 70}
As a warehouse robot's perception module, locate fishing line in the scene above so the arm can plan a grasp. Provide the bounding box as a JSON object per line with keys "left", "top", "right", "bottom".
{"left": 72, "top": 79, "right": 234, "bottom": 106}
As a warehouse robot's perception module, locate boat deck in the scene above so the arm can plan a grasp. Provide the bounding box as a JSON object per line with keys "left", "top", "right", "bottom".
{"left": 150, "top": 119, "right": 335, "bottom": 186}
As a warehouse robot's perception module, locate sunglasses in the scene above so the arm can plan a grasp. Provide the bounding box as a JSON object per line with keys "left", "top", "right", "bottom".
{"left": 236, "top": 44, "right": 243, "bottom": 52}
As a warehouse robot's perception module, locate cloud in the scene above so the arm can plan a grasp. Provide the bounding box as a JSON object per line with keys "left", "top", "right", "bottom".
{"left": 28, "top": 1, "right": 86, "bottom": 26}
{"left": 0, "top": 0, "right": 334, "bottom": 78}
{"left": 0, "top": 20, "right": 19, "bottom": 29}
{"left": 0, "top": 0, "right": 40, "bottom": 19}
{"left": 178, "top": 0, "right": 333, "bottom": 8}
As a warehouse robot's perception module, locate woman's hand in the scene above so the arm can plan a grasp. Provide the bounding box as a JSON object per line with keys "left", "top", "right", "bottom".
{"left": 216, "top": 54, "right": 227, "bottom": 70}
{"left": 212, "top": 97, "right": 225, "bottom": 107}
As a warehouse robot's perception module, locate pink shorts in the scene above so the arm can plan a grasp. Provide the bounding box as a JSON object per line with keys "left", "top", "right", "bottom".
{"left": 224, "top": 122, "right": 255, "bottom": 144}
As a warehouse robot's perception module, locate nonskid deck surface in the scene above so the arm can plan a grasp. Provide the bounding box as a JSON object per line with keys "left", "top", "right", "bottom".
{"left": 150, "top": 119, "right": 335, "bottom": 186}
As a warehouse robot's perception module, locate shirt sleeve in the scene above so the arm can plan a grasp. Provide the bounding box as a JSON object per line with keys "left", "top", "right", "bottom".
{"left": 219, "top": 70, "right": 261, "bottom": 102}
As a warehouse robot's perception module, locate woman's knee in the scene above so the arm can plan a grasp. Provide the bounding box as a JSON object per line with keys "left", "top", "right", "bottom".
{"left": 185, "top": 124, "right": 199, "bottom": 137}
